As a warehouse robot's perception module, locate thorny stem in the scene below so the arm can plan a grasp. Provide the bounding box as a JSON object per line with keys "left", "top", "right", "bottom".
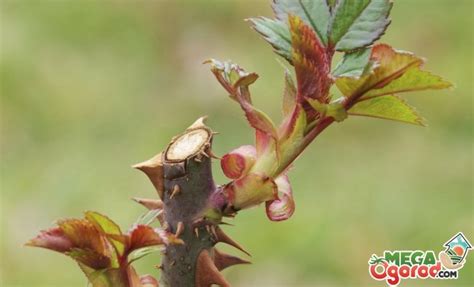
{"left": 134, "top": 119, "right": 250, "bottom": 287}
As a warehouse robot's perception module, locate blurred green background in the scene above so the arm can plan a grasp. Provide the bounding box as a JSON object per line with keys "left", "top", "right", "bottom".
{"left": 1, "top": 0, "right": 472, "bottom": 286}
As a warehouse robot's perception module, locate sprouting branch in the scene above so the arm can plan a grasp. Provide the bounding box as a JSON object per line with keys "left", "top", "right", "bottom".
{"left": 27, "top": 1, "right": 452, "bottom": 286}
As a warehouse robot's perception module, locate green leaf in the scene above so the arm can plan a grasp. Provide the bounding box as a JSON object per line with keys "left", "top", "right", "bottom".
{"left": 336, "top": 44, "right": 422, "bottom": 97}
{"left": 348, "top": 95, "right": 425, "bottom": 126}
{"left": 78, "top": 264, "right": 128, "bottom": 287}
{"left": 78, "top": 263, "right": 111, "bottom": 287}
{"left": 85, "top": 211, "right": 122, "bottom": 236}
{"left": 360, "top": 66, "right": 453, "bottom": 99}
{"left": 272, "top": 0, "right": 331, "bottom": 44}
{"left": 327, "top": 0, "right": 337, "bottom": 9}
{"left": 332, "top": 47, "right": 372, "bottom": 78}
{"left": 248, "top": 17, "right": 292, "bottom": 62}
{"left": 307, "top": 98, "right": 348, "bottom": 122}
{"left": 85, "top": 211, "right": 125, "bottom": 259}
{"left": 328, "top": 0, "right": 392, "bottom": 51}
{"left": 335, "top": 44, "right": 452, "bottom": 102}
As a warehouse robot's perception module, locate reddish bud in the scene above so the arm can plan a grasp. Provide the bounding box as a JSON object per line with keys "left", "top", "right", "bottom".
{"left": 225, "top": 173, "right": 277, "bottom": 211}
{"left": 265, "top": 174, "right": 295, "bottom": 221}
{"left": 221, "top": 145, "right": 257, "bottom": 179}
{"left": 140, "top": 274, "right": 159, "bottom": 287}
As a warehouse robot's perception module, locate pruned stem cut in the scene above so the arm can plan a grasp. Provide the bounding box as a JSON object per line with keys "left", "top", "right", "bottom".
{"left": 165, "top": 129, "right": 210, "bottom": 161}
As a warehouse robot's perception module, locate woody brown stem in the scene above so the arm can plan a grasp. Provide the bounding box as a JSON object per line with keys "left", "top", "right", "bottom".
{"left": 159, "top": 124, "right": 216, "bottom": 286}
{"left": 135, "top": 118, "right": 249, "bottom": 287}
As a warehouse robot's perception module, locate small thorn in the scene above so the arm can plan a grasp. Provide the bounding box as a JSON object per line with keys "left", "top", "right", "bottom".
{"left": 195, "top": 250, "right": 230, "bottom": 287}
{"left": 132, "top": 197, "right": 163, "bottom": 210}
{"left": 194, "top": 155, "right": 202, "bottom": 162}
{"left": 170, "top": 184, "right": 181, "bottom": 199}
{"left": 175, "top": 221, "right": 184, "bottom": 238}
{"left": 187, "top": 116, "right": 208, "bottom": 130}
{"left": 194, "top": 227, "right": 200, "bottom": 238}
{"left": 171, "top": 260, "right": 176, "bottom": 266}
{"left": 214, "top": 226, "right": 250, "bottom": 256}
{"left": 205, "top": 225, "right": 211, "bottom": 234}
{"left": 132, "top": 152, "right": 165, "bottom": 200}
{"left": 155, "top": 264, "right": 164, "bottom": 270}
{"left": 201, "top": 150, "right": 210, "bottom": 158}
{"left": 212, "top": 131, "right": 220, "bottom": 135}
{"left": 206, "top": 149, "right": 220, "bottom": 159}
{"left": 214, "top": 248, "right": 251, "bottom": 271}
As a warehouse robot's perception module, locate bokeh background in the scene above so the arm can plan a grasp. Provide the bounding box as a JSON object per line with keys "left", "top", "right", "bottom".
{"left": 1, "top": 0, "right": 472, "bottom": 286}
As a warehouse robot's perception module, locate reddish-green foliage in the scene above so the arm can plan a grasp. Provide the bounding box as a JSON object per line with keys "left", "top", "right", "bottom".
{"left": 28, "top": 1, "right": 451, "bottom": 286}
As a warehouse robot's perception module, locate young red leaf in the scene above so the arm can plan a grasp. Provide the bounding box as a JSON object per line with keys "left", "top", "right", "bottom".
{"left": 26, "top": 227, "right": 74, "bottom": 253}
{"left": 289, "top": 15, "right": 330, "bottom": 104}
{"left": 221, "top": 145, "right": 257, "bottom": 179}
{"left": 127, "top": 225, "right": 164, "bottom": 253}
{"left": 265, "top": 174, "right": 295, "bottom": 221}
{"left": 66, "top": 248, "right": 111, "bottom": 270}
{"left": 244, "top": 103, "right": 278, "bottom": 141}
{"left": 57, "top": 219, "right": 109, "bottom": 258}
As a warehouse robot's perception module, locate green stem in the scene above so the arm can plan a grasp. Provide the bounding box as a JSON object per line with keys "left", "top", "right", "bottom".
{"left": 274, "top": 116, "right": 334, "bottom": 176}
